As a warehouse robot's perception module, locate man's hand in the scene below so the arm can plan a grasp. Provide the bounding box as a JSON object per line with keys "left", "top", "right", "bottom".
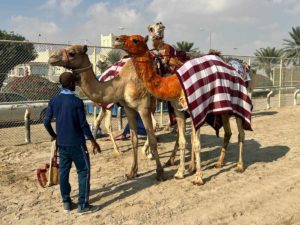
{"left": 91, "top": 139, "right": 101, "bottom": 155}
{"left": 51, "top": 135, "right": 57, "bottom": 142}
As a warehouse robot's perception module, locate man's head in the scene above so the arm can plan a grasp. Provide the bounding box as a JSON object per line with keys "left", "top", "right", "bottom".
{"left": 59, "top": 72, "right": 76, "bottom": 91}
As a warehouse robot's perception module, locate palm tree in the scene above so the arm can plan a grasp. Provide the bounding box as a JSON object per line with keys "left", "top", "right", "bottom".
{"left": 283, "top": 26, "right": 300, "bottom": 65}
{"left": 173, "top": 41, "right": 199, "bottom": 57}
{"left": 253, "top": 47, "right": 284, "bottom": 79}
{"left": 97, "top": 49, "right": 124, "bottom": 73}
{"left": 106, "top": 49, "right": 124, "bottom": 65}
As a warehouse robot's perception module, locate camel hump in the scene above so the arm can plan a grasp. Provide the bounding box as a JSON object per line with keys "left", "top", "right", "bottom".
{"left": 208, "top": 49, "right": 222, "bottom": 56}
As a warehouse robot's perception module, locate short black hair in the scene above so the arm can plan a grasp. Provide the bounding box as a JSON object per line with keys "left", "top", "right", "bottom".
{"left": 59, "top": 72, "right": 75, "bottom": 88}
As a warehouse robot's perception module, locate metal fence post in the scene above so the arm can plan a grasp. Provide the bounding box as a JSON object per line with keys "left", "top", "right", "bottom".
{"left": 160, "top": 101, "right": 163, "bottom": 126}
{"left": 117, "top": 106, "right": 123, "bottom": 131}
{"left": 267, "top": 90, "right": 274, "bottom": 110}
{"left": 93, "top": 105, "right": 97, "bottom": 128}
{"left": 278, "top": 58, "right": 283, "bottom": 107}
{"left": 294, "top": 89, "right": 300, "bottom": 105}
{"left": 93, "top": 47, "right": 97, "bottom": 73}
{"left": 24, "top": 108, "right": 31, "bottom": 143}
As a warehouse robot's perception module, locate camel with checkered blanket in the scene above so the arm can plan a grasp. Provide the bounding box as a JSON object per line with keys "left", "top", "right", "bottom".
{"left": 114, "top": 34, "right": 250, "bottom": 185}
{"left": 48, "top": 45, "right": 164, "bottom": 181}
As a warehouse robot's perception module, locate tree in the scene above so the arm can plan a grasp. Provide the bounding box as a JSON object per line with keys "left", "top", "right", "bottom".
{"left": 0, "top": 30, "right": 37, "bottom": 88}
{"left": 97, "top": 49, "right": 124, "bottom": 73}
{"left": 253, "top": 47, "right": 284, "bottom": 78}
{"left": 283, "top": 26, "right": 300, "bottom": 65}
{"left": 106, "top": 49, "right": 124, "bottom": 65}
{"left": 172, "top": 41, "right": 199, "bottom": 57}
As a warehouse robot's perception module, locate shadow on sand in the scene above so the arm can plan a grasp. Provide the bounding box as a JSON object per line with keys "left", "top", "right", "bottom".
{"left": 86, "top": 131, "right": 288, "bottom": 210}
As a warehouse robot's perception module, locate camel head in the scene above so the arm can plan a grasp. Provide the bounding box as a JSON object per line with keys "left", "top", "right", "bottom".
{"left": 148, "top": 21, "right": 165, "bottom": 40}
{"left": 114, "top": 35, "right": 149, "bottom": 56}
{"left": 48, "top": 45, "right": 90, "bottom": 70}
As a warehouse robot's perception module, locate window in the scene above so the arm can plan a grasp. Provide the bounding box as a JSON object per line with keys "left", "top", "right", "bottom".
{"left": 18, "top": 68, "right": 24, "bottom": 76}
{"left": 31, "top": 65, "right": 49, "bottom": 76}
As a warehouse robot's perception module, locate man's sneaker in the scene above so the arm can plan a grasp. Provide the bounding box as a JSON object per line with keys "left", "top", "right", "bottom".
{"left": 77, "top": 204, "right": 100, "bottom": 214}
{"left": 63, "top": 202, "right": 71, "bottom": 213}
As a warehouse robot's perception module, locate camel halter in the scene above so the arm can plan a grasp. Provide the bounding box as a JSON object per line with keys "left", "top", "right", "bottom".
{"left": 61, "top": 48, "right": 93, "bottom": 73}
{"left": 72, "top": 64, "right": 93, "bottom": 73}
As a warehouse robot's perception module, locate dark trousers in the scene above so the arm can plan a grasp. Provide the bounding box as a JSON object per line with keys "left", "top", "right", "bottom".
{"left": 58, "top": 144, "right": 90, "bottom": 208}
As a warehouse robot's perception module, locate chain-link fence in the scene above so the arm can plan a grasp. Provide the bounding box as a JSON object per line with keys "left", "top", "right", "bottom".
{"left": 0, "top": 40, "right": 300, "bottom": 146}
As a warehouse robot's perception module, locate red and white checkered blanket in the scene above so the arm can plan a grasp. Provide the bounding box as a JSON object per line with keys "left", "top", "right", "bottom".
{"left": 97, "top": 58, "right": 128, "bottom": 109}
{"left": 175, "top": 54, "right": 252, "bottom": 131}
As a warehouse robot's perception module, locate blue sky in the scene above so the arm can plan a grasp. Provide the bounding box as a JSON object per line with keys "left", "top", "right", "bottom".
{"left": 0, "top": 0, "right": 299, "bottom": 55}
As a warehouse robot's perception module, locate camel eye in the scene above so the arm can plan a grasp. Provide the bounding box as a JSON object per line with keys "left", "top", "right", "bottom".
{"left": 132, "top": 39, "right": 139, "bottom": 44}
{"left": 69, "top": 51, "right": 76, "bottom": 57}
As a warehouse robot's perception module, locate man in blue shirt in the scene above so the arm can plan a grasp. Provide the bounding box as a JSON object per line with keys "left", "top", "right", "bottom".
{"left": 44, "top": 72, "right": 101, "bottom": 214}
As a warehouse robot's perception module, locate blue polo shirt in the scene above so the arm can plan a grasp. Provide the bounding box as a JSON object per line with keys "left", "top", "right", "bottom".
{"left": 44, "top": 88, "right": 93, "bottom": 146}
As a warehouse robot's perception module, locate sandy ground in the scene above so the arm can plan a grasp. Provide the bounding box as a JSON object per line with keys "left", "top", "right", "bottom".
{"left": 1, "top": 106, "right": 300, "bottom": 225}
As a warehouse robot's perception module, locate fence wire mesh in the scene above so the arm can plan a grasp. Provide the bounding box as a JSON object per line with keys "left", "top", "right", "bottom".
{"left": 0, "top": 40, "right": 300, "bottom": 146}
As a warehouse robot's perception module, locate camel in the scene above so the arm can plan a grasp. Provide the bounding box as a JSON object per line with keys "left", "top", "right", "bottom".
{"left": 114, "top": 35, "right": 252, "bottom": 185}
{"left": 147, "top": 21, "right": 196, "bottom": 166}
{"left": 48, "top": 45, "right": 164, "bottom": 181}
{"left": 148, "top": 21, "right": 185, "bottom": 71}
{"left": 93, "top": 64, "right": 159, "bottom": 158}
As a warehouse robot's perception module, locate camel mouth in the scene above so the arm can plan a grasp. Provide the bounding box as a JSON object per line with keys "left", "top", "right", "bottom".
{"left": 48, "top": 57, "right": 61, "bottom": 66}
{"left": 113, "top": 40, "right": 125, "bottom": 49}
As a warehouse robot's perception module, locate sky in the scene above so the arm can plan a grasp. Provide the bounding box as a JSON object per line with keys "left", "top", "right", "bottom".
{"left": 0, "top": 0, "right": 299, "bottom": 55}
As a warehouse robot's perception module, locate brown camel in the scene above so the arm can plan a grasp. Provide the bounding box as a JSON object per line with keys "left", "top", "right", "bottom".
{"left": 48, "top": 45, "right": 164, "bottom": 181}
{"left": 114, "top": 35, "right": 251, "bottom": 185}
{"left": 147, "top": 21, "right": 196, "bottom": 166}
{"left": 148, "top": 21, "right": 184, "bottom": 71}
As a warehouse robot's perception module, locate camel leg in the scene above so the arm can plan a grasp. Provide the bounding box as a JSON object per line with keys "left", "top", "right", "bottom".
{"left": 139, "top": 109, "right": 164, "bottom": 181}
{"left": 141, "top": 137, "right": 154, "bottom": 159}
{"left": 140, "top": 112, "right": 159, "bottom": 159}
{"left": 151, "top": 113, "right": 159, "bottom": 130}
{"left": 104, "top": 108, "right": 121, "bottom": 156}
{"left": 191, "top": 126, "right": 204, "bottom": 185}
{"left": 164, "top": 135, "right": 179, "bottom": 167}
{"left": 124, "top": 107, "right": 139, "bottom": 179}
{"left": 188, "top": 127, "right": 196, "bottom": 173}
{"left": 173, "top": 110, "right": 186, "bottom": 179}
{"left": 93, "top": 107, "right": 106, "bottom": 139}
{"left": 215, "top": 114, "right": 232, "bottom": 168}
{"left": 236, "top": 117, "right": 245, "bottom": 173}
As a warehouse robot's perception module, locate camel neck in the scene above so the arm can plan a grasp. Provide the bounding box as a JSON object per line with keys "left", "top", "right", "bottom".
{"left": 76, "top": 64, "right": 123, "bottom": 103}
{"left": 153, "top": 39, "right": 164, "bottom": 50}
{"left": 131, "top": 52, "right": 182, "bottom": 100}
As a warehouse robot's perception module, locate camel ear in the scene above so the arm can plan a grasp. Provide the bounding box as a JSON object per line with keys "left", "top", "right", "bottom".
{"left": 144, "top": 35, "right": 149, "bottom": 43}
{"left": 82, "top": 45, "right": 88, "bottom": 53}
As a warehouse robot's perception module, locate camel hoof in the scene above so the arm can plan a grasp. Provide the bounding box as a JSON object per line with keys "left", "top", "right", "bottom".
{"left": 125, "top": 171, "right": 138, "bottom": 179}
{"left": 146, "top": 153, "right": 154, "bottom": 160}
{"left": 174, "top": 170, "right": 185, "bottom": 179}
{"left": 192, "top": 178, "right": 204, "bottom": 186}
{"left": 141, "top": 148, "right": 148, "bottom": 157}
{"left": 113, "top": 151, "right": 122, "bottom": 157}
{"left": 192, "top": 172, "right": 204, "bottom": 186}
{"left": 236, "top": 163, "right": 244, "bottom": 173}
{"left": 215, "top": 161, "right": 223, "bottom": 168}
{"left": 188, "top": 163, "right": 196, "bottom": 173}
{"left": 164, "top": 158, "right": 175, "bottom": 167}
{"left": 155, "top": 168, "right": 165, "bottom": 181}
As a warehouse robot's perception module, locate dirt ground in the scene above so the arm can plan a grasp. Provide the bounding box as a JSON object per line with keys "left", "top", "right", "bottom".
{"left": 1, "top": 106, "right": 300, "bottom": 225}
